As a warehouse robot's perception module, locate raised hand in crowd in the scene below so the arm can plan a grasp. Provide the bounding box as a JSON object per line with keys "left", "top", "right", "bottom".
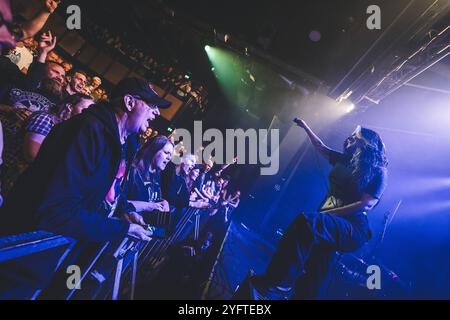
{"left": 44, "top": 0, "right": 61, "bottom": 14}
{"left": 20, "top": 0, "right": 61, "bottom": 40}
{"left": 218, "top": 156, "right": 238, "bottom": 174}
{"left": 37, "top": 31, "right": 56, "bottom": 62}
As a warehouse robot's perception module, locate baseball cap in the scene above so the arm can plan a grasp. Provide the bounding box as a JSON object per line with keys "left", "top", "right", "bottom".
{"left": 111, "top": 78, "right": 171, "bottom": 108}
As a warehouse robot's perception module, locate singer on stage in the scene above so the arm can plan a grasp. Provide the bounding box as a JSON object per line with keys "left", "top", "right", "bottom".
{"left": 249, "top": 118, "right": 388, "bottom": 300}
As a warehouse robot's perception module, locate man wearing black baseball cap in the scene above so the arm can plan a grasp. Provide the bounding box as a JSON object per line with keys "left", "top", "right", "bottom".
{"left": 110, "top": 78, "right": 171, "bottom": 142}
{"left": 0, "top": 77, "right": 171, "bottom": 297}
{"left": 2, "top": 78, "right": 170, "bottom": 242}
{"left": 111, "top": 77, "right": 171, "bottom": 109}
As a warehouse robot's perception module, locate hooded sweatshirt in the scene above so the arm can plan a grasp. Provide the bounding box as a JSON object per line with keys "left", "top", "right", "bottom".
{"left": 0, "top": 102, "right": 137, "bottom": 242}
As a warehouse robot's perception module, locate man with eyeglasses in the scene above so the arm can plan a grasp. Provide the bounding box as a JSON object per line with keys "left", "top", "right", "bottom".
{"left": 0, "top": 78, "right": 172, "bottom": 299}
{"left": 1, "top": 78, "right": 171, "bottom": 242}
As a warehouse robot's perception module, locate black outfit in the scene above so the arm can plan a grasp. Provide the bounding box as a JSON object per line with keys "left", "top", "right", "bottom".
{"left": 259, "top": 150, "right": 387, "bottom": 299}
{"left": 0, "top": 59, "right": 63, "bottom": 195}
{"left": 161, "top": 163, "right": 190, "bottom": 210}
{"left": 0, "top": 102, "right": 138, "bottom": 299}
{"left": 0, "top": 102, "right": 137, "bottom": 242}
{"left": 125, "top": 167, "right": 162, "bottom": 204}
{"left": 161, "top": 163, "right": 201, "bottom": 244}
{"left": 0, "top": 58, "right": 62, "bottom": 107}
{"left": 120, "top": 166, "right": 165, "bottom": 225}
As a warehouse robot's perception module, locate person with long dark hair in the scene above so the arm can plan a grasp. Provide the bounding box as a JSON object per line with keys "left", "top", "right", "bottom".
{"left": 120, "top": 135, "right": 174, "bottom": 226}
{"left": 242, "top": 118, "right": 388, "bottom": 300}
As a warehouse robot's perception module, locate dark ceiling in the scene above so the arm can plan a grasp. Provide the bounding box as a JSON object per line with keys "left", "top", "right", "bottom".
{"left": 63, "top": 0, "right": 449, "bottom": 119}
{"left": 72, "top": 0, "right": 449, "bottom": 86}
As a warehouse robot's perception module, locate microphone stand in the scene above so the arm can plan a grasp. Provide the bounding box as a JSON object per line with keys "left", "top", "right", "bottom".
{"left": 370, "top": 199, "right": 402, "bottom": 257}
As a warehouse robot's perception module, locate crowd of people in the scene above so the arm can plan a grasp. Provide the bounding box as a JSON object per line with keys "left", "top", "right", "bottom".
{"left": 5, "top": 31, "right": 108, "bottom": 101}
{"left": 81, "top": 16, "right": 209, "bottom": 112}
{"left": 0, "top": 0, "right": 238, "bottom": 298}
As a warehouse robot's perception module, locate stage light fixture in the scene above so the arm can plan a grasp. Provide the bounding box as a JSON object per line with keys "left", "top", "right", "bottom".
{"left": 346, "top": 103, "right": 355, "bottom": 113}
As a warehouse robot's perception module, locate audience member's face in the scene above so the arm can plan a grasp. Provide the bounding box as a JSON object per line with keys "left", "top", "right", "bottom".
{"left": 222, "top": 179, "right": 229, "bottom": 188}
{"left": 46, "top": 51, "right": 59, "bottom": 62}
{"left": 42, "top": 62, "right": 66, "bottom": 96}
{"left": 152, "top": 142, "right": 174, "bottom": 172}
{"left": 204, "top": 160, "right": 213, "bottom": 172}
{"left": 70, "top": 72, "right": 87, "bottom": 93}
{"left": 23, "top": 37, "right": 36, "bottom": 50}
{"left": 125, "top": 96, "right": 160, "bottom": 135}
{"left": 62, "top": 62, "right": 73, "bottom": 72}
{"left": 182, "top": 157, "right": 195, "bottom": 174}
{"left": 0, "top": 0, "right": 15, "bottom": 51}
{"left": 189, "top": 168, "right": 200, "bottom": 181}
{"left": 92, "top": 78, "right": 101, "bottom": 89}
{"left": 71, "top": 98, "right": 94, "bottom": 116}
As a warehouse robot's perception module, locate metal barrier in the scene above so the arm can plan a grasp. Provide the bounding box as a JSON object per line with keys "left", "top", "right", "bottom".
{"left": 0, "top": 207, "right": 201, "bottom": 300}
{"left": 0, "top": 231, "right": 75, "bottom": 265}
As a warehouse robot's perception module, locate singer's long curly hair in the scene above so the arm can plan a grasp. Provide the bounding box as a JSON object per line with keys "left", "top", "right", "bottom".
{"left": 344, "top": 126, "right": 388, "bottom": 192}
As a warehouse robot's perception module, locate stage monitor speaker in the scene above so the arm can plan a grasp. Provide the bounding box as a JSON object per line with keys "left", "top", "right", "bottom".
{"left": 201, "top": 222, "right": 274, "bottom": 300}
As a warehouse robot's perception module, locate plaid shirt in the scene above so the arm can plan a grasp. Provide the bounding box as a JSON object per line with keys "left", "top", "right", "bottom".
{"left": 25, "top": 111, "right": 61, "bottom": 137}
{"left": 1, "top": 111, "right": 61, "bottom": 194}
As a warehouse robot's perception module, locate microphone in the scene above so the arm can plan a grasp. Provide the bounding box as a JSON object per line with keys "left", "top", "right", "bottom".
{"left": 293, "top": 118, "right": 301, "bottom": 126}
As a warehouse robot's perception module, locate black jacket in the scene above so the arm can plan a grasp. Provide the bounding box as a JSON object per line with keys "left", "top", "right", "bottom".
{"left": 124, "top": 167, "right": 162, "bottom": 204}
{"left": 1, "top": 102, "right": 137, "bottom": 242}
{"left": 161, "top": 163, "right": 190, "bottom": 210}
